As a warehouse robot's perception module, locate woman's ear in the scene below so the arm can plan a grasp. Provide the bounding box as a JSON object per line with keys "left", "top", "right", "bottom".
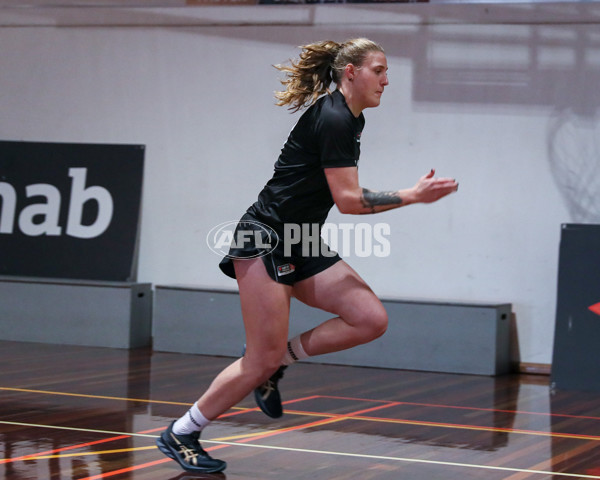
{"left": 345, "top": 63, "right": 356, "bottom": 81}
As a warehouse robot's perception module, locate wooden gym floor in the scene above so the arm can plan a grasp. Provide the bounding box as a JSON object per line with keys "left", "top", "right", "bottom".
{"left": 2, "top": 340, "right": 600, "bottom": 480}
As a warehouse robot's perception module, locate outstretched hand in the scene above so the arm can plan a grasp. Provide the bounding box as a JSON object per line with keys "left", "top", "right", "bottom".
{"left": 412, "top": 169, "right": 458, "bottom": 204}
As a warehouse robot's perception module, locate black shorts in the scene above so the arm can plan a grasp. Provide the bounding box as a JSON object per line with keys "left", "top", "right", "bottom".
{"left": 218, "top": 213, "right": 341, "bottom": 286}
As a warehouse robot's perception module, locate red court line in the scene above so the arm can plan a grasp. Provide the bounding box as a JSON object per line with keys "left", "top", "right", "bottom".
{"left": 268, "top": 408, "right": 600, "bottom": 442}
{"left": 350, "top": 414, "right": 600, "bottom": 441}
{"left": 320, "top": 395, "right": 600, "bottom": 421}
{"left": 282, "top": 395, "right": 323, "bottom": 406}
{"left": 214, "top": 395, "right": 323, "bottom": 420}
{"left": 223, "top": 401, "right": 402, "bottom": 445}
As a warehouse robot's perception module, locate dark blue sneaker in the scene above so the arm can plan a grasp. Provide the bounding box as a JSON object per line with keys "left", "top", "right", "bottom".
{"left": 156, "top": 421, "right": 226, "bottom": 473}
{"left": 254, "top": 365, "right": 288, "bottom": 418}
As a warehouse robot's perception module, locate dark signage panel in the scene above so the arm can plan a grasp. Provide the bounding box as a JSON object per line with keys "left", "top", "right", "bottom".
{"left": 0, "top": 141, "right": 145, "bottom": 281}
{"left": 552, "top": 223, "right": 600, "bottom": 392}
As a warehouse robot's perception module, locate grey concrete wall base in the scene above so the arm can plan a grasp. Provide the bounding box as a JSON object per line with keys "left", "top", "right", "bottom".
{"left": 0, "top": 276, "right": 153, "bottom": 349}
{"left": 153, "top": 286, "right": 511, "bottom": 375}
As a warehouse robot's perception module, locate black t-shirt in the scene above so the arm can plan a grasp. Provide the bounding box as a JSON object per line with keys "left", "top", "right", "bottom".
{"left": 247, "top": 89, "right": 365, "bottom": 231}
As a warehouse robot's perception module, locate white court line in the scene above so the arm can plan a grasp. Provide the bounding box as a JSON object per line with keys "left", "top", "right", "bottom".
{"left": 208, "top": 440, "right": 600, "bottom": 479}
{"left": 2, "top": 421, "right": 600, "bottom": 479}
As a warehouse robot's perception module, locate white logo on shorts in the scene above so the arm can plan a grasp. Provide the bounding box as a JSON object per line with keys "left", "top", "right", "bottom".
{"left": 276, "top": 263, "right": 295, "bottom": 276}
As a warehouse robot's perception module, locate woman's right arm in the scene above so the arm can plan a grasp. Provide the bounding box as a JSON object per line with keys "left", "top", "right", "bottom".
{"left": 324, "top": 167, "right": 458, "bottom": 215}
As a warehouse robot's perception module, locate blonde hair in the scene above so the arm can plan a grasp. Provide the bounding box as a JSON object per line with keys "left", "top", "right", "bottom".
{"left": 274, "top": 38, "right": 384, "bottom": 112}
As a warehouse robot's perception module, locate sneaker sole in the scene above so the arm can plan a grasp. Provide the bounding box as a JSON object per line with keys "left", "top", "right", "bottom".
{"left": 155, "top": 436, "right": 226, "bottom": 473}
{"left": 254, "top": 389, "right": 283, "bottom": 418}
{"left": 156, "top": 436, "right": 176, "bottom": 460}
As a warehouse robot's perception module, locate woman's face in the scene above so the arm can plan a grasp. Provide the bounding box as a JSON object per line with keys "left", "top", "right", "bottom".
{"left": 352, "top": 51, "right": 389, "bottom": 110}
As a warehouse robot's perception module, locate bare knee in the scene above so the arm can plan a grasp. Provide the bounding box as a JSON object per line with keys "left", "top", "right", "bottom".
{"left": 367, "top": 306, "right": 388, "bottom": 340}
{"left": 242, "top": 346, "right": 285, "bottom": 384}
{"left": 355, "top": 304, "right": 388, "bottom": 343}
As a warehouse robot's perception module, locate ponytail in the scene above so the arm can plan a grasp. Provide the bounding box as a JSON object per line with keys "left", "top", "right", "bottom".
{"left": 274, "top": 40, "right": 341, "bottom": 113}
{"left": 274, "top": 38, "right": 384, "bottom": 112}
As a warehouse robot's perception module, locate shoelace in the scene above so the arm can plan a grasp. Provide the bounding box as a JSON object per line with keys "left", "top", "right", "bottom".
{"left": 177, "top": 443, "right": 201, "bottom": 464}
{"left": 172, "top": 432, "right": 209, "bottom": 463}
{"left": 260, "top": 379, "right": 276, "bottom": 399}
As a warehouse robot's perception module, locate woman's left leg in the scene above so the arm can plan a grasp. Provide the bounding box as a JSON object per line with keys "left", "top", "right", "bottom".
{"left": 251, "top": 259, "right": 387, "bottom": 419}
{"left": 291, "top": 260, "right": 388, "bottom": 357}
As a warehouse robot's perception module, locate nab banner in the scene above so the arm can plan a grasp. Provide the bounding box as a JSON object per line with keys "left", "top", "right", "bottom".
{"left": 0, "top": 140, "right": 145, "bottom": 281}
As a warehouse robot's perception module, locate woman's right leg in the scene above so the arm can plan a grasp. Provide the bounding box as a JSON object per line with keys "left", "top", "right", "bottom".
{"left": 195, "top": 257, "right": 292, "bottom": 419}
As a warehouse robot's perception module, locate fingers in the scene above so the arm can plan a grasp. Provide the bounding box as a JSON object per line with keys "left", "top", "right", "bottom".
{"left": 423, "top": 170, "right": 457, "bottom": 188}
{"left": 435, "top": 178, "right": 459, "bottom": 195}
{"left": 426, "top": 177, "right": 457, "bottom": 189}
{"left": 415, "top": 172, "right": 459, "bottom": 203}
{"left": 427, "top": 171, "right": 457, "bottom": 190}
{"left": 424, "top": 168, "right": 435, "bottom": 179}
{"left": 436, "top": 178, "right": 458, "bottom": 188}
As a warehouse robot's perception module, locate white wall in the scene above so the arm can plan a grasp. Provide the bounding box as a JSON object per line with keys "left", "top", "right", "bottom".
{"left": 1, "top": 4, "right": 599, "bottom": 365}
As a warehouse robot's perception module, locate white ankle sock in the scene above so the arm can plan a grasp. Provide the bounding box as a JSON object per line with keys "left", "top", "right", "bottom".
{"left": 172, "top": 402, "right": 211, "bottom": 435}
{"left": 282, "top": 335, "right": 309, "bottom": 366}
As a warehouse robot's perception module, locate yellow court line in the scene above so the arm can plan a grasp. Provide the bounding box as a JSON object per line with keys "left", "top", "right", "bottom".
{"left": 0, "top": 386, "right": 255, "bottom": 413}
{"left": 0, "top": 421, "right": 159, "bottom": 438}
{"left": 341, "top": 415, "right": 600, "bottom": 442}
{"left": 1, "top": 384, "right": 331, "bottom": 421}
{"left": 0, "top": 386, "right": 194, "bottom": 407}
{"left": 16, "top": 446, "right": 157, "bottom": 461}
{"left": 216, "top": 431, "right": 281, "bottom": 441}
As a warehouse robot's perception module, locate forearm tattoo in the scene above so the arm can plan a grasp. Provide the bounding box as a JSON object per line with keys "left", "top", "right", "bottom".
{"left": 360, "top": 188, "right": 403, "bottom": 213}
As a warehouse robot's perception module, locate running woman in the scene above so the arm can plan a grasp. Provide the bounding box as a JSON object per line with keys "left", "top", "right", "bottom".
{"left": 157, "top": 38, "right": 458, "bottom": 473}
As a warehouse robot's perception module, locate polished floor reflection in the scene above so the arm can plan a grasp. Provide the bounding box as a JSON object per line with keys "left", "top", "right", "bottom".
{"left": 2, "top": 340, "right": 600, "bottom": 479}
